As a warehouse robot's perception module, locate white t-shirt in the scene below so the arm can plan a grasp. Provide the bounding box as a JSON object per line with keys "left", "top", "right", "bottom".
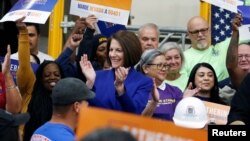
{"left": 11, "top": 51, "right": 54, "bottom": 63}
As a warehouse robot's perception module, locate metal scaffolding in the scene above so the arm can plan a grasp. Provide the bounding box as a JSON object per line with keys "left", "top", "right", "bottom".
{"left": 126, "top": 25, "right": 191, "bottom": 50}
{"left": 60, "top": 20, "right": 192, "bottom": 51}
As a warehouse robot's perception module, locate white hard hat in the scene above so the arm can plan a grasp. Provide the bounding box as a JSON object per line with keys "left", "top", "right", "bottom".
{"left": 173, "top": 97, "right": 208, "bottom": 129}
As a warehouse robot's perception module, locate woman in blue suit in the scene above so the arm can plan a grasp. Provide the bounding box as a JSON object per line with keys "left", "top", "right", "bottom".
{"left": 80, "top": 30, "right": 153, "bottom": 114}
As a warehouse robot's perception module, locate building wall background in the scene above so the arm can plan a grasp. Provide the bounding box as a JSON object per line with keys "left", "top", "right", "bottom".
{"left": 130, "top": 0, "right": 200, "bottom": 28}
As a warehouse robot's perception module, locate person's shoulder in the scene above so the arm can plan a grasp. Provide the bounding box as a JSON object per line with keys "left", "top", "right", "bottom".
{"left": 130, "top": 69, "right": 153, "bottom": 83}
{"left": 38, "top": 51, "right": 54, "bottom": 58}
{"left": 31, "top": 124, "right": 49, "bottom": 140}
{"left": 243, "top": 73, "right": 250, "bottom": 83}
{"left": 165, "top": 83, "right": 182, "bottom": 93}
{"left": 10, "top": 52, "right": 18, "bottom": 59}
{"left": 183, "top": 47, "right": 195, "bottom": 55}
{"left": 96, "top": 69, "right": 112, "bottom": 75}
{"left": 37, "top": 51, "right": 54, "bottom": 61}
{"left": 30, "top": 134, "right": 51, "bottom": 141}
{"left": 31, "top": 122, "right": 74, "bottom": 141}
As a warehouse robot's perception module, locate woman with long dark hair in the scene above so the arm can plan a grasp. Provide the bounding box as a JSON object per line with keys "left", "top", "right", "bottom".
{"left": 186, "top": 62, "right": 226, "bottom": 105}
{"left": 23, "top": 61, "right": 64, "bottom": 141}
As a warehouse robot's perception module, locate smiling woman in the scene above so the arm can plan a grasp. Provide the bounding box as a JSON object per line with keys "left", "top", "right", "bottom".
{"left": 80, "top": 30, "right": 153, "bottom": 114}
{"left": 23, "top": 60, "right": 64, "bottom": 141}
{"left": 186, "top": 62, "right": 226, "bottom": 105}
{"left": 159, "top": 42, "right": 188, "bottom": 92}
{"left": 137, "top": 49, "right": 183, "bottom": 121}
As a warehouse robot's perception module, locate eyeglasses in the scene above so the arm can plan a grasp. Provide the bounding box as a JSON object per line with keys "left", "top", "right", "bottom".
{"left": 147, "top": 63, "right": 169, "bottom": 70}
{"left": 238, "top": 54, "right": 250, "bottom": 60}
{"left": 189, "top": 28, "right": 209, "bottom": 36}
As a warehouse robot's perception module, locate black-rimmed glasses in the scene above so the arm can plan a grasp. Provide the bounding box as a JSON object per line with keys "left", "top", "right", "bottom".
{"left": 189, "top": 28, "right": 209, "bottom": 36}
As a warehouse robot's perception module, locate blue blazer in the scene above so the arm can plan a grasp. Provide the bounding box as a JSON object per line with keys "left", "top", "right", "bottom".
{"left": 89, "top": 68, "right": 153, "bottom": 114}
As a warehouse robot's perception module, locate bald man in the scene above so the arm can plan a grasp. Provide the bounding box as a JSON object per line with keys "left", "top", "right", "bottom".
{"left": 181, "top": 16, "right": 234, "bottom": 81}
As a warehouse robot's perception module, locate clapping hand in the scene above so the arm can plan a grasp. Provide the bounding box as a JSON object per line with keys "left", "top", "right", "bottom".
{"left": 151, "top": 78, "right": 160, "bottom": 102}
{"left": 114, "top": 67, "right": 129, "bottom": 96}
{"left": 79, "top": 54, "right": 96, "bottom": 88}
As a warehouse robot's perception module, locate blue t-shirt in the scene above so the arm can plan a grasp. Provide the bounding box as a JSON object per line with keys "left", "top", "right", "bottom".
{"left": 30, "top": 122, "right": 75, "bottom": 141}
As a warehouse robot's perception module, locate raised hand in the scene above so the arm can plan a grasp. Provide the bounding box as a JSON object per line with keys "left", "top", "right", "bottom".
{"left": 2, "top": 45, "right": 11, "bottom": 76}
{"left": 69, "top": 33, "right": 83, "bottom": 49}
{"left": 72, "top": 17, "right": 86, "bottom": 35}
{"left": 15, "top": 16, "right": 27, "bottom": 31}
{"left": 231, "top": 13, "right": 243, "bottom": 32}
{"left": 80, "top": 54, "right": 96, "bottom": 88}
{"left": 85, "top": 15, "right": 97, "bottom": 29}
{"left": 183, "top": 82, "right": 200, "bottom": 98}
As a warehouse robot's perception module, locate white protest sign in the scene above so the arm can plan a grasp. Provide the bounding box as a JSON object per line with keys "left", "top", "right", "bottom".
{"left": 70, "top": 0, "right": 132, "bottom": 25}
{"left": 0, "top": 0, "right": 58, "bottom": 24}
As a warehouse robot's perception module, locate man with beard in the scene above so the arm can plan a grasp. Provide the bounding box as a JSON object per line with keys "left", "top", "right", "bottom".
{"left": 181, "top": 16, "right": 238, "bottom": 81}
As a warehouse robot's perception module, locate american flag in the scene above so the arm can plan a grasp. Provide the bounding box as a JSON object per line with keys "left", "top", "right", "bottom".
{"left": 211, "top": 5, "right": 235, "bottom": 45}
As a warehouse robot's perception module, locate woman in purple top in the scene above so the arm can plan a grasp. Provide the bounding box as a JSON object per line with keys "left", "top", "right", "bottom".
{"left": 137, "top": 49, "right": 183, "bottom": 121}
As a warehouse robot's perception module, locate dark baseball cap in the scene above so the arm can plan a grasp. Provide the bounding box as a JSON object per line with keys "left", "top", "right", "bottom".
{"left": 52, "top": 77, "right": 95, "bottom": 105}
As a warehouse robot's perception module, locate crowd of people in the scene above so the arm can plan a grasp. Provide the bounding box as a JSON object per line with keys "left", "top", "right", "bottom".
{"left": 0, "top": 9, "right": 250, "bottom": 141}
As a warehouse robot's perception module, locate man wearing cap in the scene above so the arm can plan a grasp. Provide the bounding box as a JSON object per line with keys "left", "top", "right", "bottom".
{"left": 0, "top": 109, "right": 30, "bottom": 141}
{"left": 30, "top": 77, "right": 95, "bottom": 141}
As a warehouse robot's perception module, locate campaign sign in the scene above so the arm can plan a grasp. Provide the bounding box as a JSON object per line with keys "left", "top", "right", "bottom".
{"left": 238, "top": 6, "right": 250, "bottom": 41}
{"left": 77, "top": 107, "right": 207, "bottom": 141}
{"left": 204, "top": 101, "right": 230, "bottom": 125}
{"left": 0, "top": 0, "right": 58, "bottom": 24}
{"left": 70, "top": 0, "right": 132, "bottom": 25}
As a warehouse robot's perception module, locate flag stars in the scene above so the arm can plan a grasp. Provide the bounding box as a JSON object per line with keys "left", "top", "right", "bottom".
{"left": 225, "top": 13, "right": 230, "bottom": 19}
{"left": 220, "top": 18, "right": 225, "bottom": 24}
{"left": 214, "top": 24, "right": 219, "bottom": 30}
{"left": 220, "top": 30, "right": 225, "bottom": 36}
{"left": 214, "top": 12, "right": 220, "bottom": 18}
{"left": 211, "top": 6, "right": 233, "bottom": 45}
{"left": 225, "top": 25, "right": 230, "bottom": 30}
{"left": 219, "top": 8, "right": 224, "bottom": 12}
{"left": 214, "top": 36, "right": 220, "bottom": 42}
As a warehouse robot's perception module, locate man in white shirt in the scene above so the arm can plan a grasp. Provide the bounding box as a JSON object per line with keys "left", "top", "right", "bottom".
{"left": 11, "top": 22, "right": 54, "bottom": 63}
